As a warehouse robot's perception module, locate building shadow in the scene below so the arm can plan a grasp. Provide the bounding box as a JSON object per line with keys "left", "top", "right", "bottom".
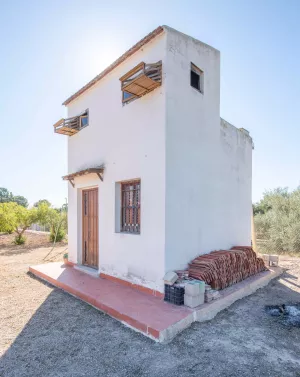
{"left": 1, "top": 270, "right": 300, "bottom": 377}
{"left": 0, "top": 274, "right": 155, "bottom": 377}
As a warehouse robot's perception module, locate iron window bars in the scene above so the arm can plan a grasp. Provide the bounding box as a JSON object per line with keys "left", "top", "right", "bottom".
{"left": 121, "top": 180, "right": 141, "bottom": 233}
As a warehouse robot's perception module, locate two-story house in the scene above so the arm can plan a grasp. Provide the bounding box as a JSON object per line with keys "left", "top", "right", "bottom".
{"left": 53, "top": 25, "right": 253, "bottom": 296}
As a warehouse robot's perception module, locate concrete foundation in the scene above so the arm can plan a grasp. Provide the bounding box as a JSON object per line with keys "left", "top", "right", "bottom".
{"left": 29, "top": 263, "right": 282, "bottom": 343}
{"left": 160, "top": 267, "right": 282, "bottom": 342}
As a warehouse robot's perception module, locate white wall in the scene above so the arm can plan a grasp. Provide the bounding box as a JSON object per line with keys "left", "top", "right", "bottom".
{"left": 66, "top": 25, "right": 253, "bottom": 290}
{"left": 163, "top": 27, "right": 252, "bottom": 272}
{"left": 164, "top": 27, "right": 221, "bottom": 271}
{"left": 67, "top": 32, "right": 167, "bottom": 292}
{"left": 217, "top": 119, "right": 252, "bottom": 248}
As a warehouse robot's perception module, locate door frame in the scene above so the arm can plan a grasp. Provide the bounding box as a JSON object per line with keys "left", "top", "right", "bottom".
{"left": 81, "top": 187, "right": 99, "bottom": 269}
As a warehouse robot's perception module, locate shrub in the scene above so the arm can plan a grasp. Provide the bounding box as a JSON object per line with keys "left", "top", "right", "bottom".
{"left": 50, "top": 227, "right": 65, "bottom": 242}
{"left": 14, "top": 234, "right": 26, "bottom": 245}
{"left": 37, "top": 203, "right": 67, "bottom": 244}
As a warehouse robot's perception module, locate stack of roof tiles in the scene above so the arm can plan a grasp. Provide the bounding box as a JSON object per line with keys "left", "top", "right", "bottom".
{"left": 188, "top": 246, "right": 266, "bottom": 290}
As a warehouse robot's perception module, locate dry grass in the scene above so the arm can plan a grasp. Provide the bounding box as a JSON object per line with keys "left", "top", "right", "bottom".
{"left": 0, "top": 231, "right": 67, "bottom": 251}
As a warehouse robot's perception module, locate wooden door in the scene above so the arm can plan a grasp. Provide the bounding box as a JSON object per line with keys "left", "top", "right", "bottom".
{"left": 82, "top": 188, "right": 98, "bottom": 269}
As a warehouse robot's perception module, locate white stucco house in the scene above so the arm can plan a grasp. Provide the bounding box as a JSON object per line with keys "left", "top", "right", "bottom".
{"left": 53, "top": 25, "right": 253, "bottom": 296}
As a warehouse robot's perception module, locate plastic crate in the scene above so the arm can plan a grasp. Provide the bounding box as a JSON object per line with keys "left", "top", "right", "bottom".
{"left": 164, "top": 284, "right": 185, "bottom": 305}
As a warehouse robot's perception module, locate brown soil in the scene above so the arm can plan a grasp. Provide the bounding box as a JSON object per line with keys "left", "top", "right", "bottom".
{"left": 0, "top": 231, "right": 67, "bottom": 357}
{"left": 0, "top": 235, "right": 300, "bottom": 377}
{"left": 0, "top": 230, "right": 67, "bottom": 250}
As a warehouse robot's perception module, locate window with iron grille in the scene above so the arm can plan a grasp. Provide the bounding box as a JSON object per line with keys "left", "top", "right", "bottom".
{"left": 121, "top": 180, "right": 140, "bottom": 234}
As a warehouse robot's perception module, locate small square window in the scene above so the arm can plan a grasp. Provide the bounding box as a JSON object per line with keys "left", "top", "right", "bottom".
{"left": 190, "top": 63, "right": 204, "bottom": 93}
{"left": 79, "top": 110, "right": 89, "bottom": 128}
{"left": 80, "top": 115, "right": 88, "bottom": 128}
{"left": 122, "top": 91, "right": 135, "bottom": 102}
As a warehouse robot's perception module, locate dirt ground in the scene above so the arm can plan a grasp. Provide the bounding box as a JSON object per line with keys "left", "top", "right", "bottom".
{"left": 1, "top": 233, "right": 300, "bottom": 377}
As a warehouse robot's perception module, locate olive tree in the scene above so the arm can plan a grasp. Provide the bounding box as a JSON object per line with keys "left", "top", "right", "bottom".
{"left": 0, "top": 202, "right": 17, "bottom": 234}
{"left": 33, "top": 199, "right": 51, "bottom": 208}
{"left": 37, "top": 203, "right": 67, "bottom": 243}
{"left": 0, "top": 202, "right": 38, "bottom": 244}
{"left": 254, "top": 187, "right": 300, "bottom": 254}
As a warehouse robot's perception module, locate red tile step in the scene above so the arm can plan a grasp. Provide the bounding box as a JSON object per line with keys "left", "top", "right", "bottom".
{"left": 29, "top": 263, "right": 192, "bottom": 342}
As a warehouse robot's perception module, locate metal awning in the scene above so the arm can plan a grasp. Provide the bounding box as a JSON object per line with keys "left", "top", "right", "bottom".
{"left": 62, "top": 166, "right": 104, "bottom": 187}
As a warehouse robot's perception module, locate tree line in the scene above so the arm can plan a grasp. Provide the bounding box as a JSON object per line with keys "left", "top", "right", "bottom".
{"left": 0, "top": 187, "right": 28, "bottom": 207}
{"left": 0, "top": 187, "right": 67, "bottom": 245}
{"left": 254, "top": 187, "right": 300, "bottom": 254}
{"left": 2, "top": 185, "right": 299, "bottom": 253}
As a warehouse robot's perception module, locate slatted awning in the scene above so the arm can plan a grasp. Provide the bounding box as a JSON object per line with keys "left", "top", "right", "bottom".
{"left": 62, "top": 166, "right": 104, "bottom": 187}
{"left": 123, "top": 75, "right": 161, "bottom": 96}
{"left": 53, "top": 117, "right": 79, "bottom": 136}
{"left": 53, "top": 110, "right": 88, "bottom": 136}
{"left": 120, "top": 61, "right": 162, "bottom": 103}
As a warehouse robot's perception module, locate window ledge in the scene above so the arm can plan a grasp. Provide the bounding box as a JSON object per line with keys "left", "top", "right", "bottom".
{"left": 116, "top": 231, "right": 141, "bottom": 235}
{"left": 191, "top": 86, "right": 204, "bottom": 95}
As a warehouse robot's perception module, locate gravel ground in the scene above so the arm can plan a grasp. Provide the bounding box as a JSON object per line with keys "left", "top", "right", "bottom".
{"left": 1, "top": 235, "right": 300, "bottom": 377}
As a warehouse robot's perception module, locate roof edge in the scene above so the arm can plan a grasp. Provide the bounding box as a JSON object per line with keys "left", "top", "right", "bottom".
{"left": 62, "top": 26, "right": 164, "bottom": 106}
{"left": 162, "top": 25, "right": 220, "bottom": 54}
{"left": 220, "top": 117, "right": 253, "bottom": 141}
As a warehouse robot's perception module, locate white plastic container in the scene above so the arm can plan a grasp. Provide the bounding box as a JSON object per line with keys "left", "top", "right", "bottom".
{"left": 184, "top": 293, "right": 204, "bottom": 308}
{"left": 185, "top": 280, "right": 205, "bottom": 296}
{"left": 163, "top": 271, "right": 178, "bottom": 285}
{"left": 262, "top": 254, "right": 270, "bottom": 265}
{"left": 269, "top": 255, "right": 279, "bottom": 267}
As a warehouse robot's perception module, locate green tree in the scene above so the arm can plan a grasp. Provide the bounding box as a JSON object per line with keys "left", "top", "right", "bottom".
{"left": 0, "top": 202, "right": 38, "bottom": 244}
{"left": 0, "top": 202, "right": 17, "bottom": 233}
{"left": 33, "top": 199, "right": 51, "bottom": 208}
{"left": 37, "top": 203, "right": 67, "bottom": 243}
{"left": 0, "top": 188, "right": 28, "bottom": 207}
{"left": 0, "top": 188, "right": 13, "bottom": 203}
{"left": 13, "top": 205, "right": 38, "bottom": 243}
{"left": 254, "top": 187, "right": 300, "bottom": 254}
{"left": 253, "top": 201, "right": 272, "bottom": 215}
{"left": 13, "top": 195, "right": 28, "bottom": 208}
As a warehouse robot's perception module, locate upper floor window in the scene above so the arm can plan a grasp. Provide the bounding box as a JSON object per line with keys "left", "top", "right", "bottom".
{"left": 80, "top": 111, "right": 89, "bottom": 128}
{"left": 190, "top": 63, "right": 204, "bottom": 94}
{"left": 123, "top": 90, "right": 135, "bottom": 103}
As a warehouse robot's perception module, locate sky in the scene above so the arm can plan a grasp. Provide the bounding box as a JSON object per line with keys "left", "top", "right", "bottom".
{"left": 0, "top": 0, "right": 299, "bottom": 207}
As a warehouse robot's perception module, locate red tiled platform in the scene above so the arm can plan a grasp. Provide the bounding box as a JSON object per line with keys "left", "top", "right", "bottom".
{"left": 29, "top": 263, "right": 282, "bottom": 342}
{"left": 29, "top": 263, "right": 191, "bottom": 341}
